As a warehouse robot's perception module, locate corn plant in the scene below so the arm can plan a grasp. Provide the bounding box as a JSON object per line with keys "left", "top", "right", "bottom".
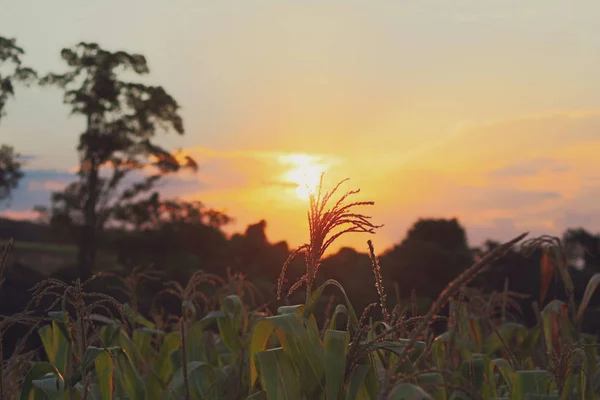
{"left": 16, "top": 269, "right": 264, "bottom": 399}
{"left": 8, "top": 176, "right": 600, "bottom": 400}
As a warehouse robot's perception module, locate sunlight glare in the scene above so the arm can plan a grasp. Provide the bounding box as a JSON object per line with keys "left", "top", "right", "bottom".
{"left": 281, "top": 154, "right": 327, "bottom": 201}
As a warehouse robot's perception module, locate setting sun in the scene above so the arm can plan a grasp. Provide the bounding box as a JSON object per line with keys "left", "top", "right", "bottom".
{"left": 281, "top": 154, "right": 328, "bottom": 200}
{"left": 288, "top": 165, "right": 322, "bottom": 200}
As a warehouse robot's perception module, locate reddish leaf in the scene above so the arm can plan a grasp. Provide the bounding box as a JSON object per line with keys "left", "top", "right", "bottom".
{"left": 540, "top": 248, "right": 555, "bottom": 305}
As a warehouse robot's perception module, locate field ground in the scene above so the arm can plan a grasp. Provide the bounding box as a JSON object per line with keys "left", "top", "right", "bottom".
{"left": 0, "top": 239, "right": 76, "bottom": 254}
{"left": 0, "top": 239, "right": 117, "bottom": 277}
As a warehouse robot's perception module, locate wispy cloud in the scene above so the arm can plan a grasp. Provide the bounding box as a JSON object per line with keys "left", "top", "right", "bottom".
{"left": 4, "top": 109, "right": 600, "bottom": 252}
{"left": 489, "top": 158, "right": 571, "bottom": 178}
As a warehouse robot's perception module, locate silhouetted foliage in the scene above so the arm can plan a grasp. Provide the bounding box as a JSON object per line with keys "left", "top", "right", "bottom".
{"left": 112, "top": 193, "right": 231, "bottom": 231}
{"left": 0, "top": 217, "right": 52, "bottom": 242}
{"left": 229, "top": 220, "right": 290, "bottom": 283}
{"left": 0, "top": 36, "right": 36, "bottom": 201}
{"left": 381, "top": 218, "right": 474, "bottom": 300}
{"left": 110, "top": 196, "right": 233, "bottom": 281}
{"left": 40, "top": 42, "right": 197, "bottom": 279}
{"left": 320, "top": 247, "right": 380, "bottom": 320}
{"left": 0, "top": 37, "right": 36, "bottom": 119}
{"left": 0, "top": 146, "right": 23, "bottom": 202}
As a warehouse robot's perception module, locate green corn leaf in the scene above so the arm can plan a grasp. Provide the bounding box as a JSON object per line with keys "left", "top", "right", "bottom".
{"left": 37, "top": 326, "right": 54, "bottom": 360}
{"left": 431, "top": 331, "right": 471, "bottom": 370}
{"left": 511, "top": 370, "right": 553, "bottom": 399}
{"left": 217, "top": 314, "right": 242, "bottom": 356}
{"left": 145, "top": 331, "right": 182, "bottom": 398}
{"left": 249, "top": 311, "right": 325, "bottom": 393}
{"left": 485, "top": 323, "right": 529, "bottom": 355}
{"left": 119, "top": 329, "right": 145, "bottom": 371}
{"left": 249, "top": 319, "right": 277, "bottom": 390}
{"left": 38, "top": 319, "right": 70, "bottom": 376}
{"left": 76, "top": 382, "right": 103, "bottom": 400}
{"left": 182, "top": 299, "right": 198, "bottom": 319}
{"left": 99, "top": 322, "right": 122, "bottom": 347}
{"left": 271, "top": 312, "right": 325, "bottom": 392}
{"left": 345, "top": 365, "right": 370, "bottom": 400}
{"left": 368, "top": 321, "right": 393, "bottom": 342}
{"left": 281, "top": 312, "right": 324, "bottom": 393}
{"left": 388, "top": 382, "right": 434, "bottom": 400}
{"left": 169, "top": 361, "right": 219, "bottom": 400}
{"left": 460, "top": 356, "right": 497, "bottom": 399}
{"left": 521, "top": 327, "right": 541, "bottom": 369}
{"left": 278, "top": 305, "right": 305, "bottom": 314}
{"left": 469, "top": 318, "right": 484, "bottom": 353}
{"left": 20, "top": 362, "right": 65, "bottom": 400}
{"left": 94, "top": 349, "right": 114, "bottom": 400}
{"left": 256, "top": 348, "right": 302, "bottom": 400}
{"left": 329, "top": 304, "right": 350, "bottom": 331}
{"left": 170, "top": 349, "right": 183, "bottom": 381}
{"left": 204, "top": 330, "right": 221, "bottom": 366}
{"left": 447, "top": 391, "right": 470, "bottom": 400}
{"left": 582, "top": 333, "right": 599, "bottom": 380}
{"left": 305, "top": 279, "right": 359, "bottom": 332}
{"left": 417, "top": 373, "right": 446, "bottom": 400}
{"left": 561, "top": 347, "right": 596, "bottom": 400}
{"left": 492, "top": 358, "right": 515, "bottom": 393}
{"left": 199, "top": 310, "right": 227, "bottom": 323}
{"left": 109, "top": 347, "right": 146, "bottom": 400}
{"left": 47, "top": 311, "right": 71, "bottom": 343}
{"left": 185, "top": 321, "right": 209, "bottom": 363}
{"left": 389, "top": 339, "right": 427, "bottom": 365}
{"left": 307, "top": 313, "right": 325, "bottom": 355}
{"left": 217, "top": 295, "right": 244, "bottom": 355}
{"left": 32, "top": 377, "right": 65, "bottom": 400}
{"left": 363, "top": 368, "right": 379, "bottom": 400}
{"left": 47, "top": 311, "right": 68, "bottom": 322}
{"left": 132, "top": 328, "right": 154, "bottom": 358}
{"left": 221, "top": 294, "right": 244, "bottom": 320}
{"left": 324, "top": 330, "right": 350, "bottom": 400}
{"left": 246, "top": 391, "right": 268, "bottom": 400}
{"left": 82, "top": 346, "right": 121, "bottom": 371}
{"left": 90, "top": 313, "right": 115, "bottom": 325}
{"left": 123, "top": 303, "right": 156, "bottom": 329}
{"left": 158, "top": 331, "right": 182, "bottom": 381}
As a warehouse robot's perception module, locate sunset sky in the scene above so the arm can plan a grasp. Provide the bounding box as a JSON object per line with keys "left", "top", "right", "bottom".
{"left": 2, "top": 1, "right": 600, "bottom": 252}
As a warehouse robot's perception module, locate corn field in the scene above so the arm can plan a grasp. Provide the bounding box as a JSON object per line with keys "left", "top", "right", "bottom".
{"left": 2, "top": 177, "right": 600, "bottom": 400}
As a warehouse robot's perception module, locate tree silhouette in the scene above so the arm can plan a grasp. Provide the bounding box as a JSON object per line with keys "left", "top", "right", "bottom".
{"left": 112, "top": 193, "right": 232, "bottom": 231}
{"left": 41, "top": 42, "right": 197, "bottom": 279}
{"left": 381, "top": 218, "right": 473, "bottom": 299}
{"left": 109, "top": 195, "right": 233, "bottom": 283}
{"left": 0, "top": 145, "right": 23, "bottom": 202}
{"left": 0, "top": 36, "right": 36, "bottom": 201}
{"left": 320, "top": 247, "right": 379, "bottom": 320}
{"left": 229, "top": 220, "right": 290, "bottom": 282}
